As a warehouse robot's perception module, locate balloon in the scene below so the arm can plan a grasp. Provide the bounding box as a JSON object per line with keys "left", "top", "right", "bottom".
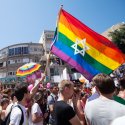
{"left": 28, "top": 84, "right": 33, "bottom": 91}
{"left": 79, "top": 75, "right": 87, "bottom": 83}
{"left": 35, "top": 70, "right": 42, "bottom": 79}
{"left": 26, "top": 75, "right": 32, "bottom": 83}
{"left": 46, "top": 82, "right": 51, "bottom": 89}
{"left": 79, "top": 77, "right": 85, "bottom": 83}
{"left": 31, "top": 73, "right": 36, "bottom": 83}
{"left": 39, "top": 84, "right": 43, "bottom": 88}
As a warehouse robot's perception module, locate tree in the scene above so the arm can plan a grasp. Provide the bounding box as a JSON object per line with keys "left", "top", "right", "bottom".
{"left": 108, "top": 24, "right": 125, "bottom": 78}
{"left": 108, "top": 24, "right": 125, "bottom": 53}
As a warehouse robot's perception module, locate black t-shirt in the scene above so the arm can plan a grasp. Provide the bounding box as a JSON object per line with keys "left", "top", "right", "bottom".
{"left": 53, "top": 100, "right": 76, "bottom": 125}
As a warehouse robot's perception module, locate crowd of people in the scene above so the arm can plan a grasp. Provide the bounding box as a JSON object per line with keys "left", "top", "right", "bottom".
{"left": 0, "top": 73, "right": 125, "bottom": 125}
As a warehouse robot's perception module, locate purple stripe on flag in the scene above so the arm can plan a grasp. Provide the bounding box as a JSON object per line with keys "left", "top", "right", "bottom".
{"left": 51, "top": 46, "right": 93, "bottom": 80}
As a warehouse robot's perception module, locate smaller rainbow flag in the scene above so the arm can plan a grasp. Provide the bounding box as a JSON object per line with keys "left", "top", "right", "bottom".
{"left": 51, "top": 8, "right": 124, "bottom": 80}
{"left": 16, "top": 62, "right": 41, "bottom": 76}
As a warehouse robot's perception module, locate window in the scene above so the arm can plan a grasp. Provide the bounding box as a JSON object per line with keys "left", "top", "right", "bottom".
{"left": 61, "top": 60, "right": 65, "bottom": 65}
{"left": 8, "top": 48, "right": 14, "bottom": 56}
{"left": 34, "top": 57, "right": 39, "bottom": 62}
{"left": 15, "top": 48, "right": 18, "bottom": 55}
{"left": 15, "top": 47, "right": 22, "bottom": 55}
{"left": 30, "top": 48, "right": 33, "bottom": 51}
{"left": 47, "top": 38, "right": 52, "bottom": 41}
{"left": 23, "top": 58, "right": 29, "bottom": 63}
{"left": 71, "top": 68, "right": 77, "bottom": 73}
{"left": 34, "top": 48, "right": 37, "bottom": 51}
{"left": 18, "top": 47, "right": 21, "bottom": 54}
{"left": 50, "top": 67, "right": 59, "bottom": 76}
{"left": 8, "top": 72, "right": 13, "bottom": 75}
{"left": 23, "top": 47, "right": 29, "bottom": 54}
{"left": 8, "top": 61, "right": 10, "bottom": 64}
{"left": 54, "top": 68, "right": 59, "bottom": 75}
{"left": 0, "top": 62, "right": 3, "bottom": 67}
{"left": 50, "top": 68, "right": 54, "bottom": 76}
{"left": 9, "top": 47, "right": 29, "bottom": 56}
{"left": 40, "top": 48, "right": 43, "bottom": 51}
{"left": 2, "top": 51, "right": 6, "bottom": 55}
{"left": 15, "top": 60, "right": 17, "bottom": 63}
{"left": 46, "top": 43, "right": 51, "bottom": 50}
{"left": 18, "top": 59, "right": 21, "bottom": 62}
{"left": 8, "top": 72, "right": 15, "bottom": 76}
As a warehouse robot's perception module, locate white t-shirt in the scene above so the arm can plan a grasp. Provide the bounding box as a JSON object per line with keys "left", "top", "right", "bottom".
{"left": 110, "top": 116, "right": 125, "bottom": 125}
{"left": 28, "top": 111, "right": 32, "bottom": 125}
{"left": 10, "top": 104, "right": 27, "bottom": 125}
{"left": 31, "top": 103, "right": 43, "bottom": 125}
{"left": 5, "top": 103, "right": 13, "bottom": 116}
{"left": 5, "top": 102, "right": 18, "bottom": 116}
{"left": 85, "top": 95, "right": 125, "bottom": 125}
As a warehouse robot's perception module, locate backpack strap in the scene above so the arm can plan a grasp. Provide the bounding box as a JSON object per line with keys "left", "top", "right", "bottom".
{"left": 15, "top": 105, "right": 24, "bottom": 125}
{"left": 50, "top": 94, "right": 56, "bottom": 103}
{"left": 1, "top": 105, "right": 14, "bottom": 125}
{"left": 1, "top": 105, "right": 24, "bottom": 125}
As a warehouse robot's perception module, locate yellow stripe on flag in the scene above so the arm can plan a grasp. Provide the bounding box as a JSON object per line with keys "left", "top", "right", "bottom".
{"left": 59, "top": 22, "right": 121, "bottom": 70}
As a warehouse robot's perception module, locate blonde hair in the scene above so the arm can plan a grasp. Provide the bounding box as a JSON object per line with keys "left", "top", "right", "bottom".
{"left": 58, "top": 80, "right": 73, "bottom": 92}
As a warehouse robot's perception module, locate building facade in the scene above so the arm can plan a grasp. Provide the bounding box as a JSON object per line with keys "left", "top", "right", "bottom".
{"left": 39, "top": 30, "right": 55, "bottom": 55}
{"left": 39, "top": 30, "right": 81, "bottom": 83}
{"left": 0, "top": 42, "right": 44, "bottom": 87}
{"left": 101, "top": 22, "right": 125, "bottom": 40}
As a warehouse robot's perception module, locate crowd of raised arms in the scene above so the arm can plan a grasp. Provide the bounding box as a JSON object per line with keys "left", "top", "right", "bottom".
{"left": 0, "top": 73, "right": 125, "bottom": 125}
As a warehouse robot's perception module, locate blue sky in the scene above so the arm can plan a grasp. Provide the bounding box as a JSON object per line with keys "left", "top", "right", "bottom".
{"left": 0, "top": 0, "right": 125, "bottom": 49}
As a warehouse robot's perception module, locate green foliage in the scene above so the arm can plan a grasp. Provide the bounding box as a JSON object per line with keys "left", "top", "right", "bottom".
{"left": 109, "top": 24, "right": 125, "bottom": 53}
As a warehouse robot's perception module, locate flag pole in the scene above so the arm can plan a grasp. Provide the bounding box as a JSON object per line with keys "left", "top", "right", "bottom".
{"left": 56, "top": 5, "right": 63, "bottom": 26}
{"left": 45, "top": 5, "right": 63, "bottom": 79}
{"left": 50, "top": 5, "right": 63, "bottom": 51}
{"left": 44, "top": 51, "right": 51, "bottom": 75}
{"left": 44, "top": 5, "right": 64, "bottom": 75}
{"left": 38, "top": 52, "right": 51, "bottom": 84}
{"left": 56, "top": 5, "right": 63, "bottom": 41}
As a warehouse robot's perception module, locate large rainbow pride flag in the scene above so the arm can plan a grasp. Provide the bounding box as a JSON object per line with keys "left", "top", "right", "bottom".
{"left": 51, "top": 8, "right": 124, "bottom": 80}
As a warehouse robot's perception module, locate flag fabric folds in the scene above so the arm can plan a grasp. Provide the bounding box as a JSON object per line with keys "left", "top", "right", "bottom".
{"left": 51, "top": 8, "right": 124, "bottom": 80}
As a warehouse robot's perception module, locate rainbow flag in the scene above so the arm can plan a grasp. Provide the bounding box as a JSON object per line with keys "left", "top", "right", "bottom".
{"left": 51, "top": 9, "right": 124, "bottom": 80}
